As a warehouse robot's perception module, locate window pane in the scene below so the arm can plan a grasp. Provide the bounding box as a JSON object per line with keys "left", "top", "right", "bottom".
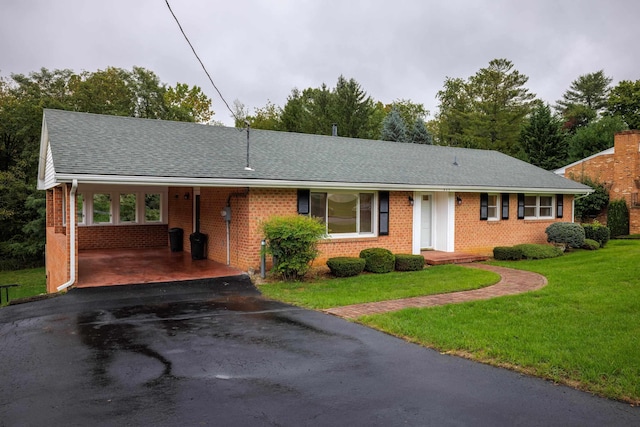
{"left": 328, "top": 193, "right": 357, "bottom": 234}
{"left": 145, "top": 194, "right": 161, "bottom": 222}
{"left": 540, "top": 207, "right": 552, "bottom": 217}
{"left": 488, "top": 195, "right": 498, "bottom": 219}
{"left": 77, "top": 194, "right": 84, "bottom": 224}
{"left": 310, "top": 193, "right": 327, "bottom": 224}
{"left": 540, "top": 196, "right": 553, "bottom": 207}
{"left": 359, "top": 193, "right": 372, "bottom": 233}
{"left": 120, "top": 194, "right": 137, "bottom": 222}
{"left": 93, "top": 193, "right": 112, "bottom": 223}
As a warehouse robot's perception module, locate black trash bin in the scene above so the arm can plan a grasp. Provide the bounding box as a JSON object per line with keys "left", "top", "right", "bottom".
{"left": 189, "top": 232, "right": 208, "bottom": 260}
{"left": 168, "top": 228, "right": 183, "bottom": 252}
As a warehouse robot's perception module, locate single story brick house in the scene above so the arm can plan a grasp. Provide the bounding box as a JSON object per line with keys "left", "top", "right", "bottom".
{"left": 38, "top": 109, "right": 591, "bottom": 292}
{"left": 555, "top": 130, "right": 640, "bottom": 233}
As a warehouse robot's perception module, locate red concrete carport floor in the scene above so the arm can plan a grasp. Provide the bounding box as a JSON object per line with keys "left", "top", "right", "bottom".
{"left": 77, "top": 248, "right": 243, "bottom": 288}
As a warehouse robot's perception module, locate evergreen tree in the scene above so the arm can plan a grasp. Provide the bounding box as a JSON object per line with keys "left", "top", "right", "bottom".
{"left": 519, "top": 103, "right": 568, "bottom": 170}
{"left": 556, "top": 70, "right": 612, "bottom": 132}
{"left": 380, "top": 108, "right": 408, "bottom": 142}
{"left": 409, "top": 118, "right": 433, "bottom": 144}
{"left": 568, "top": 116, "right": 627, "bottom": 162}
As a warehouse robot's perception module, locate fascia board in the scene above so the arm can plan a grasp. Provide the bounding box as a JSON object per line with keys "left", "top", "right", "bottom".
{"left": 54, "top": 173, "right": 593, "bottom": 195}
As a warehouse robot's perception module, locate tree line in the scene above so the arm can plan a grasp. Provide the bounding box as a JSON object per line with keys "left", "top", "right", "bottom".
{"left": 1, "top": 61, "right": 639, "bottom": 269}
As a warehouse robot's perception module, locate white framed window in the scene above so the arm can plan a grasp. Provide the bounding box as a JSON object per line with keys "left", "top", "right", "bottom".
{"left": 487, "top": 194, "right": 499, "bottom": 220}
{"left": 119, "top": 193, "right": 137, "bottom": 223}
{"left": 76, "top": 186, "right": 167, "bottom": 226}
{"left": 310, "top": 191, "right": 376, "bottom": 237}
{"left": 524, "top": 195, "right": 554, "bottom": 219}
{"left": 144, "top": 193, "right": 162, "bottom": 222}
{"left": 93, "top": 193, "right": 112, "bottom": 224}
{"left": 76, "top": 194, "right": 85, "bottom": 225}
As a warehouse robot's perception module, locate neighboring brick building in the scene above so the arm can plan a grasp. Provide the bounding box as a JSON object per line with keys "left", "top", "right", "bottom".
{"left": 556, "top": 130, "right": 640, "bottom": 233}
{"left": 38, "top": 109, "right": 591, "bottom": 293}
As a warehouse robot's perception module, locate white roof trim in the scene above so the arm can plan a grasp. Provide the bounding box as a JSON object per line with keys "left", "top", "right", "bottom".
{"left": 554, "top": 147, "right": 615, "bottom": 176}
{"left": 53, "top": 173, "right": 593, "bottom": 195}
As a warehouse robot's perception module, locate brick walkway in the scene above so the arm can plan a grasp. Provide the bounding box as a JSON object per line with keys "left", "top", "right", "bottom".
{"left": 323, "top": 264, "right": 547, "bottom": 319}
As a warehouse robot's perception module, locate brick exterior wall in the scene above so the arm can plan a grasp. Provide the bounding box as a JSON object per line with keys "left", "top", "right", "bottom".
{"left": 454, "top": 193, "right": 573, "bottom": 255}
{"left": 77, "top": 224, "right": 168, "bottom": 250}
{"left": 565, "top": 130, "right": 640, "bottom": 234}
{"left": 45, "top": 184, "right": 76, "bottom": 293}
{"left": 168, "top": 186, "right": 194, "bottom": 251}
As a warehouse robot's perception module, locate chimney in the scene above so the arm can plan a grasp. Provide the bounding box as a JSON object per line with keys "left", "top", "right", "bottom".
{"left": 332, "top": 123, "right": 338, "bottom": 137}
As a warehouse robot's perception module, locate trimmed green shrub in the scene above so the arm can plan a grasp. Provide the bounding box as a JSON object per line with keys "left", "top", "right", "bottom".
{"left": 545, "top": 222, "right": 585, "bottom": 249}
{"left": 493, "top": 246, "right": 524, "bottom": 261}
{"left": 607, "top": 199, "right": 629, "bottom": 237}
{"left": 513, "top": 244, "right": 563, "bottom": 259}
{"left": 326, "top": 257, "right": 366, "bottom": 277}
{"left": 394, "top": 254, "right": 425, "bottom": 271}
{"left": 582, "top": 222, "right": 610, "bottom": 247}
{"left": 582, "top": 239, "right": 600, "bottom": 250}
{"left": 359, "top": 248, "right": 395, "bottom": 273}
{"left": 262, "top": 215, "right": 326, "bottom": 281}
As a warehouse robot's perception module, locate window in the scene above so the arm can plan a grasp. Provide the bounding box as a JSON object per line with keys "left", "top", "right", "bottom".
{"left": 93, "top": 193, "right": 112, "bottom": 223}
{"left": 310, "top": 191, "right": 375, "bottom": 236}
{"left": 480, "top": 193, "right": 499, "bottom": 220}
{"left": 77, "top": 194, "right": 85, "bottom": 224}
{"left": 145, "top": 193, "right": 161, "bottom": 222}
{"left": 119, "top": 193, "right": 137, "bottom": 222}
{"left": 524, "top": 195, "right": 554, "bottom": 219}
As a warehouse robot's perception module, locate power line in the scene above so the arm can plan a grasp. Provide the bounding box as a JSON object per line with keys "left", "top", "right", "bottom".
{"left": 164, "top": 0, "right": 239, "bottom": 123}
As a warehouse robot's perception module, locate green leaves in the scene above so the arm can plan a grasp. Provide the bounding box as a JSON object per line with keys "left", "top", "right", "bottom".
{"left": 519, "top": 103, "right": 568, "bottom": 170}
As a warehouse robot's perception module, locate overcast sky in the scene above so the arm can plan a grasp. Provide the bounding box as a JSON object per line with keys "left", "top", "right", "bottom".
{"left": 2, "top": 0, "right": 639, "bottom": 126}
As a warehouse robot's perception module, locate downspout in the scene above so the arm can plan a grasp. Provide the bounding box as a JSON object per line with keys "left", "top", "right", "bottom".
{"left": 57, "top": 179, "right": 78, "bottom": 291}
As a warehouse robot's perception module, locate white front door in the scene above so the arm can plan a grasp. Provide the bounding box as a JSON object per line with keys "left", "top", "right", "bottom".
{"left": 420, "top": 195, "right": 432, "bottom": 249}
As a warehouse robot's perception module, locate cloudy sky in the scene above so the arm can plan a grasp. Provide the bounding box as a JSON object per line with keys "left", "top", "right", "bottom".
{"left": 2, "top": 0, "right": 639, "bottom": 126}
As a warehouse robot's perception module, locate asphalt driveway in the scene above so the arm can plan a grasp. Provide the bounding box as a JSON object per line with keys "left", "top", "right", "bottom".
{"left": 0, "top": 276, "right": 637, "bottom": 426}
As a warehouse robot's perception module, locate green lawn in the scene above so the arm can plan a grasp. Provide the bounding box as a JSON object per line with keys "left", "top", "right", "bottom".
{"left": 0, "top": 267, "right": 46, "bottom": 306}
{"left": 360, "top": 240, "right": 640, "bottom": 403}
{"left": 259, "top": 264, "right": 499, "bottom": 309}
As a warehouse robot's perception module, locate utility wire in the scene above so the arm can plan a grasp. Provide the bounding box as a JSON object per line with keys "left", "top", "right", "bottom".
{"left": 164, "top": 0, "right": 239, "bottom": 123}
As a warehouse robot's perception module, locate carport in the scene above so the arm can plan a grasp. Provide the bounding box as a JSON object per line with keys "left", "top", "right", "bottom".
{"left": 76, "top": 247, "right": 243, "bottom": 288}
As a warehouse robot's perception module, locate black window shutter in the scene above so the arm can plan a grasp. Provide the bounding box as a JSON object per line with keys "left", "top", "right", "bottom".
{"left": 379, "top": 191, "right": 389, "bottom": 236}
{"left": 517, "top": 193, "right": 525, "bottom": 219}
{"left": 501, "top": 193, "right": 510, "bottom": 220}
{"left": 480, "top": 193, "right": 489, "bottom": 220}
{"left": 297, "top": 189, "right": 310, "bottom": 215}
{"left": 556, "top": 194, "right": 564, "bottom": 218}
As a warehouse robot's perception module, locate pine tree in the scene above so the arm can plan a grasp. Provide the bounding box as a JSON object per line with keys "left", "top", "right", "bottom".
{"left": 409, "top": 118, "right": 433, "bottom": 144}
{"left": 380, "top": 108, "right": 408, "bottom": 142}
{"left": 519, "top": 103, "right": 568, "bottom": 170}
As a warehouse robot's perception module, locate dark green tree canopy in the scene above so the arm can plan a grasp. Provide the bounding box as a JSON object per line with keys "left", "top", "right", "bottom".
{"left": 568, "top": 115, "right": 627, "bottom": 162}
{"left": 607, "top": 79, "right": 640, "bottom": 129}
{"left": 556, "top": 70, "right": 612, "bottom": 132}
{"left": 409, "top": 118, "right": 433, "bottom": 144}
{"left": 520, "top": 102, "right": 568, "bottom": 170}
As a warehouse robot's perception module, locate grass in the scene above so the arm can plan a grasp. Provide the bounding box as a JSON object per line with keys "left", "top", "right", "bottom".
{"left": 360, "top": 240, "right": 640, "bottom": 403}
{"left": 258, "top": 264, "right": 499, "bottom": 309}
{"left": 0, "top": 267, "right": 46, "bottom": 306}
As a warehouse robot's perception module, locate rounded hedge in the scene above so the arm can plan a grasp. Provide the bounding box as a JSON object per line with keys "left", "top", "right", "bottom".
{"left": 394, "top": 254, "right": 425, "bottom": 271}
{"left": 326, "top": 257, "right": 366, "bottom": 277}
{"left": 359, "top": 248, "right": 395, "bottom": 273}
{"left": 545, "top": 222, "right": 585, "bottom": 249}
{"left": 513, "top": 243, "right": 563, "bottom": 259}
{"left": 581, "top": 238, "right": 600, "bottom": 250}
{"left": 493, "top": 246, "right": 524, "bottom": 261}
{"left": 582, "top": 223, "right": 610, "bottom": 247}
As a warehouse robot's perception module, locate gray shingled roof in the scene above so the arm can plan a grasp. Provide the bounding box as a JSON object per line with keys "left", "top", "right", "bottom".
{"left": 42, "top": 109, "right": 590, "bottom": 193}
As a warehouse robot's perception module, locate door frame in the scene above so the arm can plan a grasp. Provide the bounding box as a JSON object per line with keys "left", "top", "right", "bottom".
{"left": 412, "top": 191, "right": 456, "bottom": 254}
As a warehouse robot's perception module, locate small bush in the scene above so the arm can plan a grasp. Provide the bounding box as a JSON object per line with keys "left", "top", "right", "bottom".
{"left": 262, "top": 215, "right": 326, "bottom": 281}
{"left": 493, "top": 246, "right": 524, "bottom": 261}
{"left": 359, "top": 248, "right": 395, "bottom": 273}
{"left": 581, "top": 239, "right": 600, "bottom": 250}
{"left": 394, "top": 254, "right": 425, "bottom": 271}
{"left": 326, "top": 257, "right": 366, "bottom": 277}
{"left": 546, "top": 222, "right": 585, "bottom": 249}
{"left": 607, "top": 199, "right": 629, "bottom": 237}
{"left": 582, "top": 221, "right": 610, "bottom": 247}
{"left": 513, "top": 244, "right": 563, "bottom": 259}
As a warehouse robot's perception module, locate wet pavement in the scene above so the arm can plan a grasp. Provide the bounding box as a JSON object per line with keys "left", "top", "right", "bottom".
{"left": 0, "top": 276, "right": 638, "bottom": 426}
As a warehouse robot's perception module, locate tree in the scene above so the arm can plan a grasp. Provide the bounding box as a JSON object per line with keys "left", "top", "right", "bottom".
{"left": 519, "top": 103, "right": 568, "bottom": 170}
{"left": 408, "top": 118, "right": 433, "bottom": 144}
{"left": 331, "top": 75, "right": 377, "bottom": 138}
{"left": 164, "top": 82, "right": 214, "bottom": 123}
{"left": 556, "top": 70, "right": 612, "bottom": 113}
{"left": 572, "top": 176, "right": 609, "bottom": 222}
{"left": 607, "top": 80, "right": 640, "bottom": 129}
{"left": 68, "top": 67, "right": 134, "bottom": 116}
{"left": 434, "top": 59, "right": 535, "bottom": 155}
{"left": 380, "top": 108, "right": 408, "bottom": 142}
{"left": 556, "top": 70, "right": 612, "bottom": 132}
{"left": 568, "top": 115, "right": 627, "bottom": 162}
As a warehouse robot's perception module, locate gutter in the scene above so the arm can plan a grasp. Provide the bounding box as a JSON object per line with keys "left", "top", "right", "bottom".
{"left": 57, "top": 179, "right": 78, "bottom": 292}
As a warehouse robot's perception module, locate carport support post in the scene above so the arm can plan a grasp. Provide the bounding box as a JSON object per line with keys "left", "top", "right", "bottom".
{"left": 261, "top": 240, "right": 266, "bottom": 279}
